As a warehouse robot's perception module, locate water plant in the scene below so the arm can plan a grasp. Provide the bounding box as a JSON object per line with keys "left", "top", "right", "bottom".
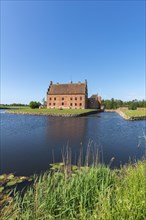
{"left": 0, "top": 173, "right": 32, "bottom": 216}
{"left": 0, "top": 160, "right": 145, "bottom": 220}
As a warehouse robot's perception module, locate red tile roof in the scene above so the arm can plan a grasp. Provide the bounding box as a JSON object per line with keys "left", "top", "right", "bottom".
{"left": 90, "top": 95, "right": 98, "bottom": 99}
{"left": 48, "top": 82, "right": 87, "bottom": 95}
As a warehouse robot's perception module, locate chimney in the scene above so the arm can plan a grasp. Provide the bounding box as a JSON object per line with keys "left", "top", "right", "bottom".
{"left": 98, "top": 96, "right": 102, "bottom": 104}
{"left": 85, "top": 79, "right": 87, "bottom": 84}
{"left": 50, "top": 80, "right": 53, "bottom": 85}
{"left": 70, "top": 80, "right": 73, "bottom": 84}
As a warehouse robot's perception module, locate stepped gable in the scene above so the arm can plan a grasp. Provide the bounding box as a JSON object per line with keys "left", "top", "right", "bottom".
{"left": 46, "top": 80, "right": 91, "bottom": 109}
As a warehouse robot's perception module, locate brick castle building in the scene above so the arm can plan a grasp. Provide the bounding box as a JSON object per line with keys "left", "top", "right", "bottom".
{"left": 47, "top": 80, "right": 101, "bottom": 109}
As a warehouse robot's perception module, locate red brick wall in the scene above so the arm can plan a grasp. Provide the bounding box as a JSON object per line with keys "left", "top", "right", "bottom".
{"left": 47, "top": 94, "right": 86, "bottom": 109}
{"left": 88, "top": 98, "right": 100, "bottom": 109}
{"left": 137, "top": 108, "right": 146, "bottom": 110}
{"left": 118, "top": 107, "right": 128, "bottom": 110}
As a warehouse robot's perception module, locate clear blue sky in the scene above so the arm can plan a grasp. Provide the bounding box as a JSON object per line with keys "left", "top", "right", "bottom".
{"left": 1, "top": 0, "right": 145, "bottom": 104}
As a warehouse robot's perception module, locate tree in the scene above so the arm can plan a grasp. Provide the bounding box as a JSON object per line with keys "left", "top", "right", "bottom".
{"left": 101, "top": 98, "right": 146, "bottom": 110}
{"left": 41, "top": 98, "right": 45, "bottom": 104}
{"left": 29, "top": 101, "right": 41, "bottom": 109}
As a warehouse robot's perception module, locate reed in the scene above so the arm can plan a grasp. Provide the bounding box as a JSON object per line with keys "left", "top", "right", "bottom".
{"left": 1, "top": 160, "right": 145, "bottom": 220}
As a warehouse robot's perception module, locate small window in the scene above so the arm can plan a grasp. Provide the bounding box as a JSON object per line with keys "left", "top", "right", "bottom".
{"left": 62, "top": 97, "right": 64, "bottom": 100}
{"left": 80, "top": 103, "right": 82, "bottom": 106}
{"left": 75, "top": 97, "right": 77, "bottom": 100}
{"left": 70, "top": 103, "right": 72, "bottom": 106}
{"left": 53, "top": 103, "right": 55, "bottom": 106}
{"left": 80, "top": 97, "right": 82, "bottom": 100}
{"left": 70, "top": 97, "right": 72, "bottom": 100}
{"left": 54, "top": 97, "right": 56, "bottom": 100}
{"left": 62, "top": 102, "right": 64, "bottom": 105}
{"left": 75, "top": 103, "right": 77, "bottom": 106}
{"left": 49, "top": 103, "right": 51, "bottom": 105}
{"left": 50, "top": 98, "right": 51, "bottom": 100}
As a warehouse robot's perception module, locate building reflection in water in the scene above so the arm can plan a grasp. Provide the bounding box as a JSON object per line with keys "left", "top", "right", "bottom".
{"left": 45, "top": 117, "right": 88, "bottom": 165}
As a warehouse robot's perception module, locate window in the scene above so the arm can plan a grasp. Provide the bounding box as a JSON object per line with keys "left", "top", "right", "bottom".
{"left": 80, "top": 97, "right": 82, "bottom": 100}
{"left": 49, "top": 103, "right": 51, "bottom": 105}
{"left": 70, "top": 97, "right": 72, "bottom": 100}
{"left": 53, "top": 103, "right": 55, "bottom": 106}
{"left": 75, "top": 97, "right": 77, "bottom": 100}
{"left": 50, "top": 98, "right": 51, "bottom": 100}
{"left": 62, "top": 97, "right": 64, "bottom": 100}
{"left": 80, "top": 103, "right": 82, "bottom": 106}
{"left": 54, "top": 97, "right": 56, "bottom": 100}
{"left": 75, "top": 103, "right": 77, "bottom": 106}
{"left": 70, "top": 103, "right": 72, "bottom": 106}
{"left": 62, "top": 102, "right": 64, "bottom": 105}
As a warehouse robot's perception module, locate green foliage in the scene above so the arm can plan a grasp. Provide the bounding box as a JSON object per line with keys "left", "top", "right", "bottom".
{"left": 29, "top": 101, "right": 41, "bottom": 109}
{"left": 0, "top": 105, "right": 28, "bottom": 109}
{"left": 0, "top": 103, "right": 27, "bottom": 106}
{"left": 1, "top": 161, "right": 146, "bottom": 219}
{"left": 102, "top": 98, "right": 146, "bottom": 110}
{"left": 0, "top": 187, "right": 4, "bottom": 192}
{"left": 10, "top": 103, "right": 27, "bottom": 106}
{"left": 0, "top": 173, "right": 33, "bottom": 216}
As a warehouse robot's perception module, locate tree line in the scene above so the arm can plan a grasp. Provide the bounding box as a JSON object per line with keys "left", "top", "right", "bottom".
{"left": 101, "top": 99, "right": 146, "bottom": 110}
{"left": 0, "top": 103, "right": 28, "bottom": 106}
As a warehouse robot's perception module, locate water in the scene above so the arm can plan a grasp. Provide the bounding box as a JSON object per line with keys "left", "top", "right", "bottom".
{"left": 0, "top": 110, "right": 145, "bottom": 176}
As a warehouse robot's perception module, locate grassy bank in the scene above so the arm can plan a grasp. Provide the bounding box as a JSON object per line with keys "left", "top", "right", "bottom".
{"left": 116, "top": 109, "right": 146, "bottom": 120}
{"left": 6, "top": 107, "right": 99, "bottom": 117}
{"left": 1, "top": 160, "right": 146, "bottom": 220}
{"left": 123, "top": 110, "right": 146, "bottom": 117}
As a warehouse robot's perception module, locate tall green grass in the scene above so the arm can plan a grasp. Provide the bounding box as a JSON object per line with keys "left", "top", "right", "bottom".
{"left": 1, "top": 160, "right": 146, "bottom": 220}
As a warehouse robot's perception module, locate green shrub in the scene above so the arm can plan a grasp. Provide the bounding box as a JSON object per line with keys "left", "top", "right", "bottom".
{"left": 29, "top": 101, "right": 41, "bottom": 109}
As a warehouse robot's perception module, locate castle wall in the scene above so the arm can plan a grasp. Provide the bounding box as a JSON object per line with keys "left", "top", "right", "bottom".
{"left": 47, "top": 94, "right": 86, "bottom": 109}
{"left": 88, "top": 98, "right": 101, "bottom": 109}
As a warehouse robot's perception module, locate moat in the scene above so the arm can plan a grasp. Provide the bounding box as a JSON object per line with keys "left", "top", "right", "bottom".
{"left": 0, "top": 110, "right": 145, "bottom": 176}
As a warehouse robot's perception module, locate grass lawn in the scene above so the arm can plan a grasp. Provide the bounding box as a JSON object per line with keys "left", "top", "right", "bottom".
{"left": 0, "top": 105, "right": 28, "bottom": 109}
{"left": 6, "top": 107, "right": 99, "bottom": 116}
{"left": 123, "top": 110, "right": 146, "bottom": 117}
{"left": 1, "top": 160, "right": 146, "bottom": 220}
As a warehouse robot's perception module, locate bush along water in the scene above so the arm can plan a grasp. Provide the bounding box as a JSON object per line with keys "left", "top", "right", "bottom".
{"left": 0, "top": 159, "right": 146, "bottom": 220}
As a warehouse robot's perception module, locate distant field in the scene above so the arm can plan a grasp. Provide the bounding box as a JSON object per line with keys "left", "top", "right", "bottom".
{"left": 6, "top": 107, "right": 99, "bottom": 116}
{"left": 123, "top": 110, "right": 146, "bottom": 117}
{"left": 0, "top": 105, "right": 28, "bottom": 109}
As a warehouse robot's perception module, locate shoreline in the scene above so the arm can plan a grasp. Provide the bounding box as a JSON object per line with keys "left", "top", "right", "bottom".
{"left": 105, "top": 109, "right": 146, "bottom": 120}
{"left": 6, "top": 109, "right": 102, "bottom": 117}
{"left": 3, "top": 109, "right": 146, "bottom": 120}
{"left": 116, "top": 109, "right": 146, "bottom": 121}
